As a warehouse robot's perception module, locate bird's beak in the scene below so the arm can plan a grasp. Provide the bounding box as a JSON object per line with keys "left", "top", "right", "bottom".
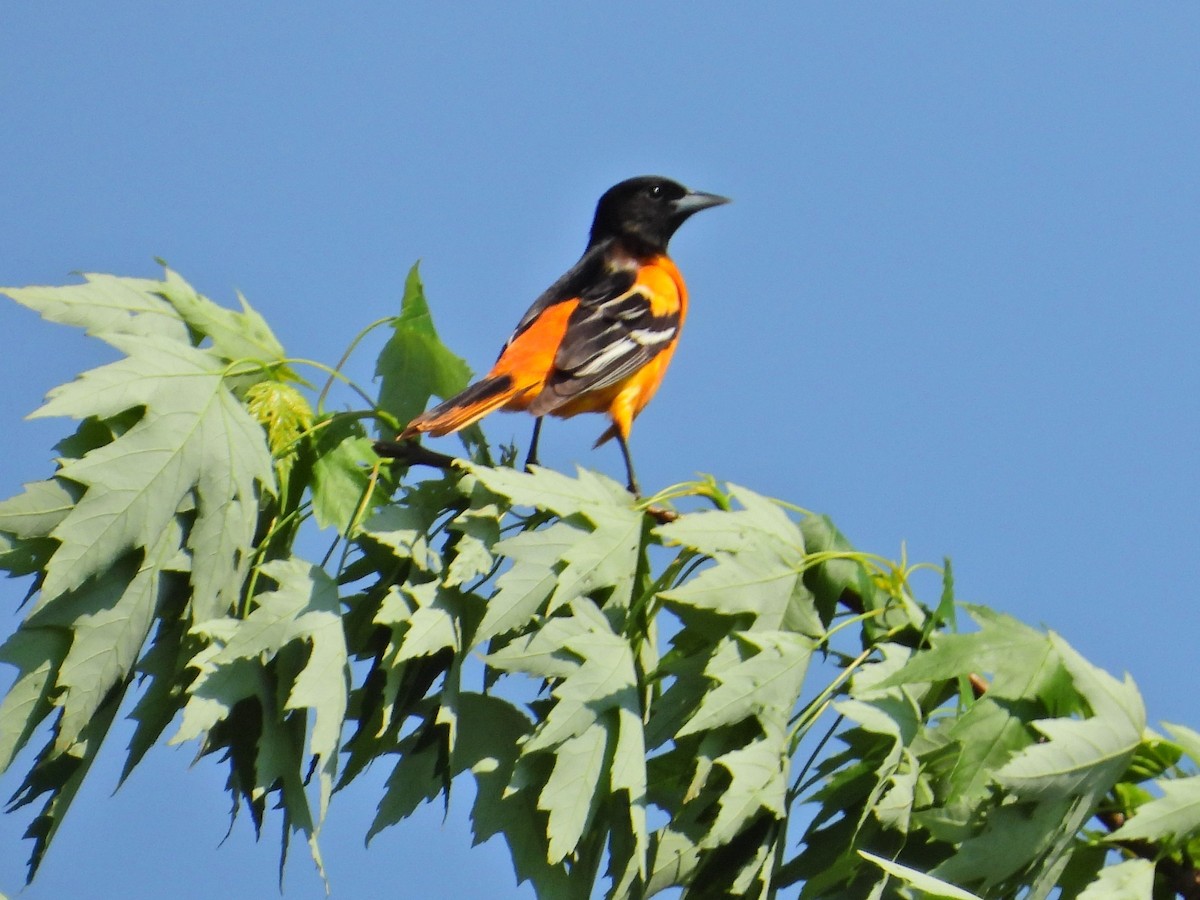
{"left": 675, "top": 189, "right": 732, "bottom": 216}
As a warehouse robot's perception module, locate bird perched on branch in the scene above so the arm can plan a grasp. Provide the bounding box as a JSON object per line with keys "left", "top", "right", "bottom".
{"left": 376, "top": 175, "right": 728, "bottom": 496}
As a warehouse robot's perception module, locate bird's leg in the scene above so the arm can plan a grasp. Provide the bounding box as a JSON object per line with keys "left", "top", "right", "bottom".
{"left": 524, "top": 417, "right": 544, "bottom": 472}
{"left": 616, "top": 432, "right": 641, "bottom": 497}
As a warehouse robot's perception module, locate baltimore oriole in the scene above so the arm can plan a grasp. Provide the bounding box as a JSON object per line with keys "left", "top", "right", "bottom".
{"left": 378, "top": 176, "right": 729, "bottom": 495}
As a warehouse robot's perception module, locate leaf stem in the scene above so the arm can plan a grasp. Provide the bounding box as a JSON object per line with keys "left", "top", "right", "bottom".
{"left": 317, "top": 317, "right": 396, "bottom": 413}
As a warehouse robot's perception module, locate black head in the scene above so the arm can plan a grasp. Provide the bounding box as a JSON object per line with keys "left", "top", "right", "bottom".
{"left": 588, "top": 176, "right": 730, "bottom": 253}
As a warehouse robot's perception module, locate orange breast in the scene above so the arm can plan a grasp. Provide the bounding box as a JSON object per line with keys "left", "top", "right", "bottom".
{"left": 638, "top": 256, "right": 688, "bottom": 323}
{"left": 558, "top": 257, "right": 688, "bottom": 438}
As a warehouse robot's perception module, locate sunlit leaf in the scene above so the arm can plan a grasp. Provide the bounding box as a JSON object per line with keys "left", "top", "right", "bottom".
{"left": 678, "top": 631, "right": 813, "bottom": 737}
{"left": 3, "top": 273, "right": 190, "bottom": 346}
{"left": 1163, "top": 722, "right": 1200, "bottom": 765}
{"left": 0, "top": 269, "right": 1191, "bottom": 900}
{"left": 1075, "top": 858, "right": 1154, "bottom": 900}
{"left": 539, "top": 726, "right": 607, "bottom": 864}
{"left": 32, "top": 334, "right": 273, "bottom": 617}
{"left": 997, "top": 634, "right": 1144, "bottom": 800}
{"left": 1108, "top": 775, "right": 1200, "bottom": 844}
{"left": 0, "top": 629, "right": 68, "bottom": 771}
{"left": 156, "top": 267, "right": 285, "bottom": 364}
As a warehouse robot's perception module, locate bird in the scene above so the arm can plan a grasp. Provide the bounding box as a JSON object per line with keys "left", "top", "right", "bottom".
{"left": 379, "top": 175, "right": 728, "bottom": 496}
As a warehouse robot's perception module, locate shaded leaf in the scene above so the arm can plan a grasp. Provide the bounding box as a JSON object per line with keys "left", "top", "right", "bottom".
{"left": 708, "top": 730, "right": 787, "bottom": 847}
{"left": 859, "top": 851, "right": 983, "bottom": 900}
{"left": 375, "top": 263, "right": 473, "bottom": 436}
{"left": 457, "top": 694, "right": 572, "bottom": 897}
{"left": 308, "top": 416, "right": 379, "bottom": 531}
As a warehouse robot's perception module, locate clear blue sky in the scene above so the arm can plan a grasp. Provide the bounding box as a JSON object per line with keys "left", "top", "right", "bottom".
{"left": 2, "top": 5, "right": 1197, "bottom": 898}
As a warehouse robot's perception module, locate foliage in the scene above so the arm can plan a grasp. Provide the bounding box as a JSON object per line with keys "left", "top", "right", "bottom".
{"left": 1, "top": 267, "right": 1197, "bottom": 899}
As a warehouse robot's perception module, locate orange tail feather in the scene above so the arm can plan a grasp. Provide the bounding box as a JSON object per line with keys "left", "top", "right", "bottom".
{"left": 400, "top": 374, "right": 524, "bottom": 438}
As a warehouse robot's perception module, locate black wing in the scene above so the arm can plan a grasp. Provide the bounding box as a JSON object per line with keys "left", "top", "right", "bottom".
{"left": 526, "top": 263, "right": 680, "bottom": 416}
{"left": 500, "top": 241, "right": 628, "bottom": 354}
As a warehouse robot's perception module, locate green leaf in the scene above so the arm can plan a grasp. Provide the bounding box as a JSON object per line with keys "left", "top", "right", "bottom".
{"left": 610, "top": 695, "right": 649, "bottom": 887}
{"left": 707, "top": 729, "right": 788, "bottom": 847}
{"left": 119, "top": 596, "right": 191, "bottom": 784}
{"left": 1125, "top": 732, "right": 1184, "bottom": 782}
{"left": 1076, "top": 858, "right": 1154, "bottom": 900}
{"left": 443, "top": 505, "right": 500, "bottom": 588}
{"left": 678, "top": 631, "right": 813, "bottom": 737}
{"left": 937, "top": 696, "right": 1036, "bottom": 820}
{"left": 3, "top": 273, "right": 190, "bottom": 346}
{"left": 176, "top": 560, "right": 347, "bottom": 832}
{"left": 395, "top": 580, "right": 462, "bottom": 661}
{"left": 0, "top": 479, "right": 79, "bottom": 540}
{"left": 496, "top": 603, "right": 638, "bottom": 753}
{"left": 539, "top": 725, "right": 607, "bottom": 864}
{"left": 859, "top": 851, "right": 984, "bottom": 900}
{"left": 468, "top": 463, "right": 633, "bottom": 521}
{"left": 358, "top": 496, "right": 447, "bottom": 573}
{"left": 930, "top": 800, "right": 1072, "bottom": 891}
{"left": 658, "top": 485, "right": 804, "bottom": 557}
{"left": 643, "top": 827, "right": 703, "bottom": 898}
{"left": 155, "top": 267, "right": 285, "bottom": 364}
{"left": 547, "top": 511, "right": 642, "bottom": 617}
{"left": 836, "top": 670, "right": 924, "bottom": 836}
{"left": 1163, "top": 722, "right": 1200, "bottom": 765}
{"left": 882, "top": 605, "right": 1065, "bottom": 699}
{"left": 44, "top": 524, "right": 185, "bottom": 753}
{"left": 1107, "top": 775, "right": 1200, "bottom": 843}
{"left": 456, "top": 693, "right": 572, "bottom": 897}
{"left": 0, "top": 628, "right": 69, "bottom": 771}
{"left": 996, "top": 634, "right": 1144, "bottom": 800}
{"left": 31, "top": 334, "right": 274, "bottom": 619}
{"left": 273, "top": 562, "right": 350, "bottom": 820}
{"left": 360, "top": 503, "right": 430, "bottom": 557}
{"left": 7, "top": 680, "right": 125, "bottom": 881}
{"left": 473, "top": 521, "right": 585, "bottom": 645}
{"left": 797, "top": 512, "right": 880, "bottom": 621}
{"left": 308, "top": 416, "right": 380, "bottom": 531}
{"left": 659, "top": 485, "right": 818, "bottom": 633}
{"left": 375, "top": 263, "right": 473, "bottom": 435}
{"left": 367, "top": 736, "right": 446, "bottom": 842}
{"left": 245, "top": 379, "right": 314, "bottom": 472}
{"left": 919, "top": 556, "right": 957, "bottom": 647}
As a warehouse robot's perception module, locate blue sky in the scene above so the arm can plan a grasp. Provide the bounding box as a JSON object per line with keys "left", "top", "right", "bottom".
{"left": 1, "top": 5, "right": 1197, "bottom": 898}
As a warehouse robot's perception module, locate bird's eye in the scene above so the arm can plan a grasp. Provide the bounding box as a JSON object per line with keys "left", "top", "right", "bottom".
{"left": 647, "top": 184, "right": 664, "bottom": 198}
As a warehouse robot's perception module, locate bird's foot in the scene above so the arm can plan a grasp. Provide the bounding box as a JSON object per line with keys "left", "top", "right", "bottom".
{"left": 642, "top": 504, "right": 678, "bottom": 524}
